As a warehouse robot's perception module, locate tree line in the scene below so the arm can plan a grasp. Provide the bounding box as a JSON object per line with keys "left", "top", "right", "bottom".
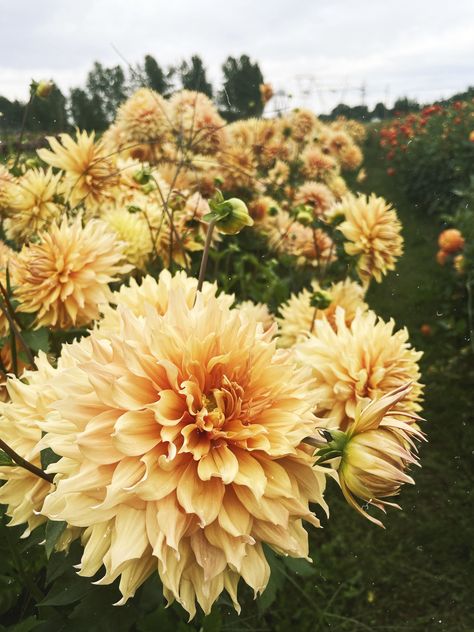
{"left": 0, "top": 54, "right": 265, "bottom": 133}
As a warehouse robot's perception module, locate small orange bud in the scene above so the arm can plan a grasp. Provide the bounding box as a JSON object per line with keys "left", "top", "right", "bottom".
{"left": 420, "top": 324, "right": 432, "bottom": 337}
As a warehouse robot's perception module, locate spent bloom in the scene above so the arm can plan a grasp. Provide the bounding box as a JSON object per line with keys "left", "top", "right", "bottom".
{"left": 14, "top": 216, "right": 132, "bottom": 329}
{"left": 36, "top": 272, "right": 327, "bottom": 617}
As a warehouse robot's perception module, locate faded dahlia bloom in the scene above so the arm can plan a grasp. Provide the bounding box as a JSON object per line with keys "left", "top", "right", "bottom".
{"left": 101, "top": 207, "right": 153, "bottom": 270}
{"left": 38, "top": 131, "right": 119, "bottom": 209}
{"left": 262, "top": 211, "right": 336, "bottom": 267}
{"left": 295, "top": 308, "right": 423, "bottom": 431}
{"left": 237, "top": 300, "right": 274, "bottom": 331}
{"left": 301, "top": 146, "right": 338, "bottom": 181}
{"left": 337, "top": 194, "right": 403, "bottom": 285}
{"left": 114, "top": 88, "right": 172, "bottom": 162}
{"left": 294, "top": 182, "right": 335, "bottom": 218}
{"left": 277, "top": 279, "right": 367, "bottom": 348}
{"left": 40, "top": 278, "right": 327, "bottom": 617}
{"left": 438, "top": 228, "right": 465, "bottom": 253}
{"left": 14, "top": 216, "right": 131, "bottom": 329}
{"left": 169, "top": 90, "right": 227, "bottom": 155}
{"left": 248, "top": 196, "right": 280, "bottom": 222}
{"left": 5, "top": 168, "right": 62, "bottom": 241}
{"left": 266, "top": 160, "right": 290, "bottom": 187}
{"left": 0, "top": 354, "right": 56, "bottom": 535}
{"left": 286, "top": 109, "right": 318, "bottom": 142}
{"left": 338, "top": 144, "right": 363, "bottom": 170}
{"left": 337, "top": 384, "right": 424, "bottom": 526}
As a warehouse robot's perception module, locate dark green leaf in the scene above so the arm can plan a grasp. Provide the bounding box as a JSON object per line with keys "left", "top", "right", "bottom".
{"left": 22, "top": 329, "right": 50, "bottom": 354}
{"left": 0, "top": 451, "right": 14, "bottom": 466}
{"left": 45, "top": 521, "right": 67, "bottom": 559}
{"left": 40, "top": 448, "right": 60, "bottom": 470}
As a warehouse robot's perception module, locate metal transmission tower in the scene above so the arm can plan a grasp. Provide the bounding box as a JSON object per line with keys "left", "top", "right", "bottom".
{"left": 270, "top": 89, "right": 292, "bottom": 117}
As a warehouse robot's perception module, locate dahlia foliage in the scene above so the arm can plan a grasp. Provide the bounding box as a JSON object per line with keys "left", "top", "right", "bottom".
{"left": 0, "top": 88, "right": 425, "bottom": 618}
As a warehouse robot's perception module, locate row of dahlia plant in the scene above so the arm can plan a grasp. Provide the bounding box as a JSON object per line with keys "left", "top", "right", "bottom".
{"left": 379, "top": 98, "right": 474, "bottom": 215}
{"left": 0, "top": 87, "right": 424, "bottom": 620}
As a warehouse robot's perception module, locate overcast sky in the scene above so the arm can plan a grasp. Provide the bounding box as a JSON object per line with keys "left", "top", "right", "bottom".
{"left": 1, "top": 0, "right": 473, "bottom": 113}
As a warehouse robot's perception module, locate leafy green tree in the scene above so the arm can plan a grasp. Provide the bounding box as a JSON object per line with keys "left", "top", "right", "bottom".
{"left": 372, "top": 102, "right": 388, "bottom": 119}
{"left": 85, "top": 62, "right": 128, "bottom": 124}
{"left": 179, "top": 55, "right": 213, "bottom": 97}
{"left": 0, "top": 96, "right": 23, "bottom": 129}
{"left": 143, "top": 54, "right": 170, "bottom": 95}
{"left": 28, "top": 85, "right": 68, "bottom": 132}
{"left": 218, "top": 55, "right": 264, "bottom": 121}
{"left": 69, "top": 88, "right": 108, "bottom": 131}
{"left": 392, "top": 97, "right": 420, "bottom": 114}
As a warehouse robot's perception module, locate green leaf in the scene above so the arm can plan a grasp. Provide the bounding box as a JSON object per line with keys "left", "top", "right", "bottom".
{"left": 6, "top": 617, "right": 40, "bottom": 632}
{"left": 0, "top": 451, "right": 14, "bottom": 466}
{"left": 22, "top": 329, "right": 50, "bottom": 353}
{"left": 40, "top": 448, "right": 60, "bottom": 470}
{"left": 45, "top": 520, "right": 67, "bottom": 559}
{"left": 38, "top": 577, "right": 91, "bottom": 607}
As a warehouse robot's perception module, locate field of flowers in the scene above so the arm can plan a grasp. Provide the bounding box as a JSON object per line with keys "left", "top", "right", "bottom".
{"left": 0, "top": 86, "right": 471, "bottom": 631}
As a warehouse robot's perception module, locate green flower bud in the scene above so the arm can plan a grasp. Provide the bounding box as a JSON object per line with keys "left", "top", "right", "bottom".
{"left": 310, "top": 290, "right": 332, "bottom": 310}
{"left": 204, "top": 192, "right": 254, "bottom": 235}
{"left": 133, "top": 168, "right": 151, "bottom": 185}
{"left": 296, "top": 209, "right": 313, "bottom": 225}
{"left": 35, "top": 80, "right": 54, "bottom": 99}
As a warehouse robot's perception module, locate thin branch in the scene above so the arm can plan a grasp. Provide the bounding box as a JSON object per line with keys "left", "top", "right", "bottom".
{"left": 0, "top": 282, "right": 36, "bottom": 368}
{"left": 197, "top": 220, "right": 216, "bottom": 293}
{"left": 0, "top": 438, "right": 54, "bottom": 483}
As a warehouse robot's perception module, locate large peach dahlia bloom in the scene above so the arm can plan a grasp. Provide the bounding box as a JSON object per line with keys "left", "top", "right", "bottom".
{"left": 39, "top": 280, "right": 327, "bottom": 617}
{"left": 295, "top": 308, "right": 423, "bottom": 431}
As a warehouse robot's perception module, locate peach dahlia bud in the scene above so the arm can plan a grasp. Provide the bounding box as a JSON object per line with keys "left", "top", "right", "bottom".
{"left": 336, "top": 384, "right": 424, "bottom": 527}
{"left": 438, "top": 228, "right": 465, "bottom": 254}
{"left": 35, "top": 79, "right": 54, "bottom": 99}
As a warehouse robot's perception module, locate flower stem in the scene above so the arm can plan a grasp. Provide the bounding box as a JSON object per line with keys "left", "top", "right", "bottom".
{"left": 0, "top": 438, "right": 54, "bottom": 483}
{"left": 197, "top": 219, "right": 216, "bottom": 293}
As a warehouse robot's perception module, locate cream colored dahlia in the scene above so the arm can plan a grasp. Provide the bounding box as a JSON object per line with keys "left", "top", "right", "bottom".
{"left": 337, "top": 194, "right": 403, "bottom": 285}
{"left": 337, "top": 384, "right": 424, "bottom": 526}
{"left": 286, "top": 109, "right": 318, "bottom": 142}
{"left": 114, "top": 88, "right": 172, "bottom": 162}
{"left": 295, "top": 308, "right": 423, "bottom": 431}
{"left": 237, "top": 300, "right": 274, "bottom": 331}
{"left": 169, "top": 90, "right": 227, "bottom": 155}
{"left": 0, "top": 354, "right": 56, "bottom": 534}
{"left": 5, "top": 168, "right": 62, "bottom": 241}
{"left": 101, "top": 207, "right": 153, "bottom": 270}
{"left": 0, "top": 165, "right": 15, "bottom": 215}
{"left": 277, "top": 279, "right": 367, "bottom": 348}
{"left": 39, "top": 276, "right": 327, "bottom": 616}
{"left": 294, "top": 182, "right": 335, "bottom": 218}
{"left": 97, "top": 270, "right": 231, "bottom": 336}
{"left": 14, "top": 216, "right": 131, "bottom": 329}
{"left": 38, "top": 131, "right": 119, "bottom": 209}
{"left": 301, "top": 146, "right": 338, "bottom": 181}
{"left": 262, "top": 210, "right": 335, "bottom": 267}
